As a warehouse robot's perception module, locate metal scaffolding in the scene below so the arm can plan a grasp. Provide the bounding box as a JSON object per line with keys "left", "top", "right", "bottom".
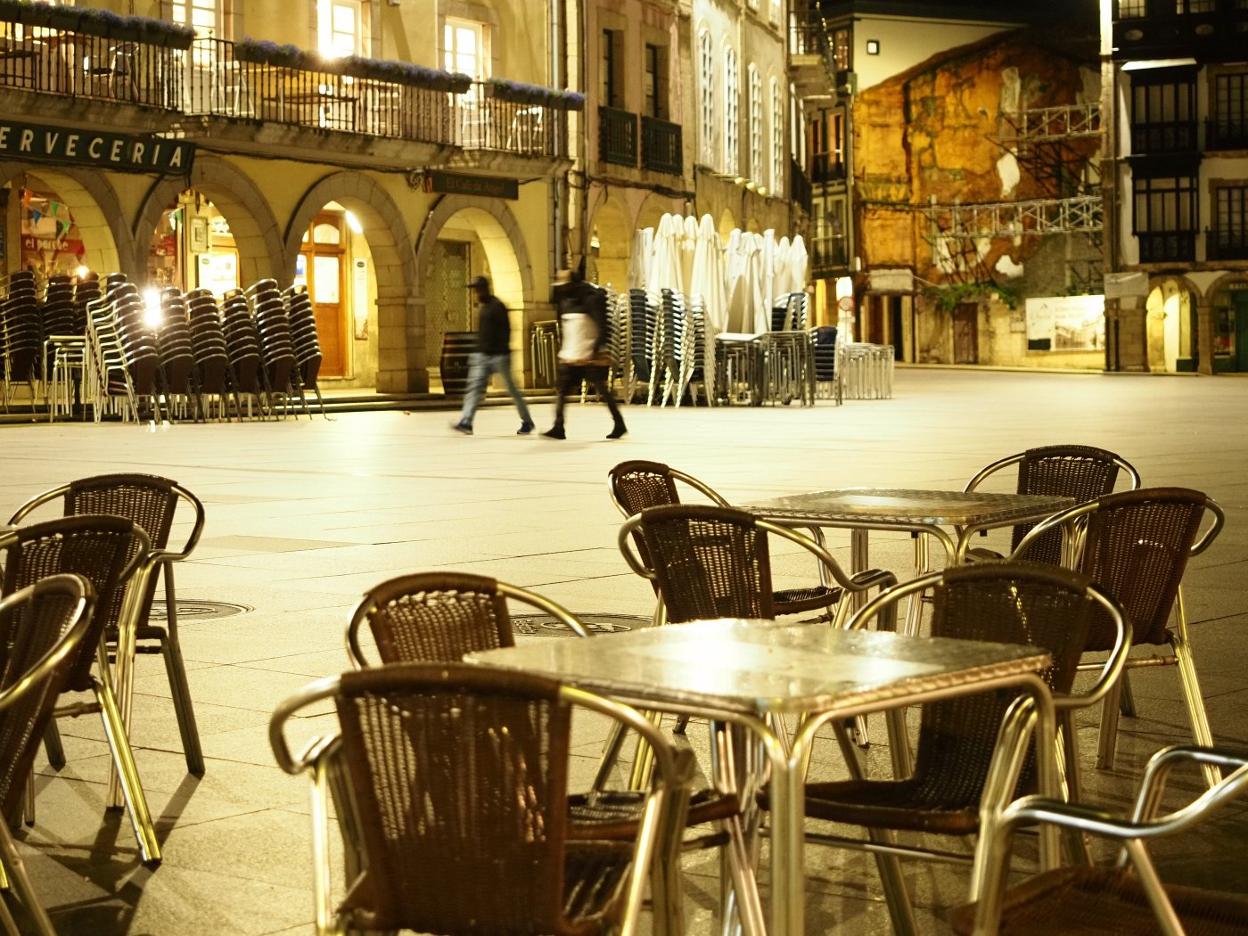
{"left": 922, "top": 194, "right": 1103, "bottom": 240}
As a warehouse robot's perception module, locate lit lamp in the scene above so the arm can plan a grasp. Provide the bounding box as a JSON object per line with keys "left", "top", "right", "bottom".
{"left": 143, "top": 287, "right": 163, "bottom": 329}
{"left": 834, "top": 275, "right": 855, "bottom": 344}
{"left": 73, "top": 264, "right": 90, "bottom": 280}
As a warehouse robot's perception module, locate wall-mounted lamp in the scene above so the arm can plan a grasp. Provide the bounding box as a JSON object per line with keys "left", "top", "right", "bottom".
{"left": 866, "top": 39, "right": 880, "bottom": 55}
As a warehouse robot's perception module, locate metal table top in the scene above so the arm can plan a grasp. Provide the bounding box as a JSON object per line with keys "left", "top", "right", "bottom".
{"left": 742, "top": 487, "right": 1074, "bottom": 529}
{"left": 468, "top": 618, "right": 1050, "bottom": 717}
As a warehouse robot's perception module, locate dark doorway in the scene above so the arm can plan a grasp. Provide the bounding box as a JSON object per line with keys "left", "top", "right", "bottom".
{"left": 952, "top": 303, "right": 979, "bottom": 364}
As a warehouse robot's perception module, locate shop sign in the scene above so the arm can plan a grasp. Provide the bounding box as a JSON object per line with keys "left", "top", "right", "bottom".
{"left": 0, "top": 121, "right": 193, "bottom": 174}
{"left": 22, "top": 235, "right": 84, "bottom": 255}
{"left": 424, "top": 171, "right": 518, "bottom": 200}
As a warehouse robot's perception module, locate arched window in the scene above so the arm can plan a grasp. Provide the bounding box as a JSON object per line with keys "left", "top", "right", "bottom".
{"left": 724, "top": 45, "right": 739, "bottom": 174}
{"left": 699, "top": 29, "right": 715, "bottom": 165}
{"left": 770, "top": 77, "right": 783, "bottom": 194}
{"left": 749, "top": 65, "right": 762, "bottom": 184}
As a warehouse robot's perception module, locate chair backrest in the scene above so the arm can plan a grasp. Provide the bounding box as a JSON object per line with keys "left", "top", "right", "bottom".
{"left": 0, "top": 515, "right": 145, "bottom": 692}
{"left": 348, "top": 572, "right": 515, "bottom": 666}
{"left": 972, "top": 445, "right": 1138, "bottom": 565}
{"left": 631, "top": 504, "right": 775, "bottom": 623}
{"left": 1078, "top": 487, "right": 1212, "bottom": 649}
{"left": 334, "top": 664, "right": 573, "bottom": 934}
{"left": 608, "top": 460, "right": 682, "bottom": 517}
{"left": 909, "top": 563, "right": 1098, "bottom": 803}
{"left": 0, "top": 574, "right": 93, "bottom": 822}
{"left": 58, "top": 473, "right": 181, "bottom": 550}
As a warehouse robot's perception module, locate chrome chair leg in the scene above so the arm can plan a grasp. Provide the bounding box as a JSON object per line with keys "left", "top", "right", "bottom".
{"left": 94, "top": 675, "right": 161, "bottom": 864}
{"left": 161, "top": 563, "right": 204, "bottom": 775}
{"left": 42, "top": 722, "right": 65, "bottom": 770}
{"left": 1172, "top": 636, "right": 1220, "bottom": 787}
{"left": 1095, "top": 676, "right": 1124, "bottom": 772}
{"left": 872, "top": 828, "right": 919, "bottom": 936}
{"left": 0, "top": 822, "right": 56, "bottom": 936}
{"left": 1118, "top": 671, "right": 1137, "bottom": 717}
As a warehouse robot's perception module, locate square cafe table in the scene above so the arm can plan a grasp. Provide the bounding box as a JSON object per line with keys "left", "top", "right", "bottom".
{"left": 468, "top": 618, "right": 1058, "bottom": 936}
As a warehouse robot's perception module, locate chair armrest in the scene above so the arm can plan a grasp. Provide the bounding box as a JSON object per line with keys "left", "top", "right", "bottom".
{"left": 1053, "top": 582, "right": 1131, "bottom": 712}
{"left": 270, "top": 674, "right": 342, "bottom": 774}
{"left": 499, "top": 582, "right": 591, "bottom": 638}
{"left": 163, "top": 483, "right": 207, "bottom": 561}
{"left": 617, "top": 517, "right": 656, "bottom": 581}
{"left": 1132, "top": 744, "right": 1248, "bottom": 823}
{"left": 755, "top": 519, "right": 860, "bottom": 592}
{"left": 7, "top": 483, "right": 70, "bottom": 525}
{"left": 848, "top": 568, "right": 897, "bottom": 592}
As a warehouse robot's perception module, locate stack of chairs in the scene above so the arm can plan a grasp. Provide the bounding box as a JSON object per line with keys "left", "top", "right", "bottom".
{"left": 246, "top": 279, "right": 297, "bottom": 418}
{"left": 108, "top": 283, "right": 163, "bottom": 421}
{"left": 186, "top": 289, "right": 231, "bottom": 421}
{"left": 2, "top": 271, "right": 40, "bottom": 411}
{"left": 154, "top": 288, "right": 196, "bottom": 419}
{"left": 39, "top": 276, "right": 80, "bottom": 419}
{"left": 605, "top": 289, "right": 633, "bottom": 401}
{"left": 221, "top": 290, "right": 265, "bottom": 418}
{"left": 651, "top": 289, "right": 686, "bottom": 407}
{"left": 529, "top": 320, "right": 559, "bottom": 388}
{"left": 283, "top": 285, "right": 328, "bottom": 418}
{"left": 673, "top": 296, "right": 706, "bottom": 407}
{"left": 628, "top": 288, "right": 654, "bottom": 402}
{"left": 770, "top": 291, "right": 809, "bottom": 331}
{"left": 83, "top": 276, "right": 126, "bottom": 421}
{"left": 813, "top": 325, "right": 839, "bottom": 402}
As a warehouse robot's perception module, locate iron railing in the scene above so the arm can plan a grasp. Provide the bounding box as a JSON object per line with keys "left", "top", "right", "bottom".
{"left": 791, "top": 158, "right": 812, "bottom": 211}
{"left": 1206, "top": 117, "right": 1248, "bottom": 151}
{"left": 810, "top": 234, "right": 849, "bottom": 277}
{"left": 0, "top": 23, "right": 182, "bottom": 108}
{"left": 1131, "top": 120, "right": 1198, "bottom": 154}
{"left": 641, "top": 115, "right": 681, "bottom": 174}
{"left": 811, "top": 153, "right": 847, "bottom": 185}
{"left": 456, "top": 83, "right": 565, "bottom": 158}
{"left": 1137, "top": 231, "right": 1196, "bottom": 263}
{"left": 1206, "top": 229, "right": 1248, "bottom": 260}
{"left": 599, "top": 105, "right": 637, "bottom": 167}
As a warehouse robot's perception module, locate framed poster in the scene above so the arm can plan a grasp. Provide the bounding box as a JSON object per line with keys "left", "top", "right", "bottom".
{"left": 190, "top": 217, "right": 209, "bottom": 253}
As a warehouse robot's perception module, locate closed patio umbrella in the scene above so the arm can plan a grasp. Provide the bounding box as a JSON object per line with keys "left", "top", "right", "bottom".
{"left": 691, "top": 213, "right": 727, "bottom": 405}
{"left": 628, "top": 227, "right": 653, "bottom": 291}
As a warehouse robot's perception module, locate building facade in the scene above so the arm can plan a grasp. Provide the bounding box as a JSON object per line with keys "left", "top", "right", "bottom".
{"left": 0, "top": 0, "right": 571, "bottom": 393}
{"left": 1107, "top": 0, "right": 1248, "bottom": 374}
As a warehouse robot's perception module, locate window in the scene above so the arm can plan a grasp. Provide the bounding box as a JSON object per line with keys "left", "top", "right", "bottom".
{"left": 644, "top": 44, "right": 667, "bottom": 119}
{"left": 1133, "top": 174, "right": 1198, "bottom": 261}
{"left": 770, "top": 0, "right": 783, "bottom": 26}
{"left": 724, "top": 45, "right": 739, "bottom": 174}
{"left": 317, "top": 0, "right": 364, "bottom": 58}
{"left": 749, "top": 65, "right": 762, "bottom": 184}
{"left": 832, "top": 28, "right": 851, "bottom": 72}
{"left": 1212, "top": 185, "right": 1248, "bottom": 258}
{"left": 1212, "top": 71, "right": 1248, "bottom": 147}
{"left": 1130, "top": 73, "right": 1196, "bottom": 152}
{"left": 699, "top": 30, "right": 715, "bottom": 164}
{"left": 770, "top": 77, "right": 783, "bottom": 194}
{"left": 601, "top": 29, "right": 623, "bottom": 109}
{"left": 173, "top": 0, "right": 220, "bottom": 38}
{"left": 443, "top": 17, "right": 488, "bottom": 81}
{"left": 1176, "top": 0, "right": 1215, "bottom": 11}
{"left": 809, "top": 108, "right": 846, "bottom": 182}
{"left": 1116, "top": 0, "right": 1146, "bottom": 16}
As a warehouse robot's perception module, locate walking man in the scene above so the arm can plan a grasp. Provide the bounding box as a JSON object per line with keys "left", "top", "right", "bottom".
{"left": 453, "top": 276, "right": 534, "bottom": 435}
{"left": 543, "top": 268, "right": 627, "bottom": 440}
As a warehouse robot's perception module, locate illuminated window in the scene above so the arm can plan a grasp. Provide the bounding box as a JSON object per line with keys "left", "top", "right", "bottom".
{"left": 699, "top": 29, "right": 715, "bottom": 164}
{"left": 749, "top": 65, "right": 762, "bottom": 184}
{"left": 443, "top": 17, "right": 488, "bottom": 80}
{"left": 724, "top": 45, "right": 739, "bottom": 174}
{"left": 172, "top": 0, "right": 221, "bottom": 39}
{"left": 770, "top": 77, "right": 783, "bottom": 193}
{"left": 317, "top": 0, "right": 364, "bottom": 58}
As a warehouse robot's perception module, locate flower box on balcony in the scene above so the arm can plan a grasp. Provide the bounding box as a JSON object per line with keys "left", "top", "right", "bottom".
{"left": 0, "top": 2, "right": 194, "bottom": 48}
{"left": 486, "top": 78, "right": 584, "bottom": 111}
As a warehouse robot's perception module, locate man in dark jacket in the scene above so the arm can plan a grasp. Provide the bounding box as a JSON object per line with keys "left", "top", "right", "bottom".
{"left": 542, "top": 268, "right": 626, "bottom": 440}
{"left": 454, "top": 276, "right": 534, "bottom": 435}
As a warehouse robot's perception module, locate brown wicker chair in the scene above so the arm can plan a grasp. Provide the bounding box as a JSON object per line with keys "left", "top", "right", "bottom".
{"left": 963, "top": 445, "right": 1141, "bottom": 565}
{"left": 0, "top": 516, "right": 162, "bottom": 866}
{"left": 953, "top": 744, "right": 1248, "bottom": 935}
{"left": 0, "top": 573, "right": 95, "bottom": 936}
{"left": 271, "top": 663, "right": 689, "bottom": 936}
{"left": 609, "top": 460, "right": 848, "bottom": 619}
{"left": 1011, "top": 487, "right": 1223, "bottom": 782}
{"left": 759, "top": 562, "right": 1130, "bottom": 934}
{"left": 9, "top": 473, "right": 207, "bottom": 776}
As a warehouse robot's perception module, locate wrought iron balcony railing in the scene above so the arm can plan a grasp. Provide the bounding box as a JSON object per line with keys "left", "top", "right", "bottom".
{"left": 1206, "top": 117, "right": 1248, "bottom": 151}
{"left": 599, "top": 105, "right": 637, "bottom": 167}
{"left": 790, "top": 158, "right": 812, "bottom": 211}
{"left": 0, "top": 22, "right": 182, "bottom": 109}
{"left": 641, "top": 115, "right": 681, "bottom": 174}
{"left": 1137, "top": 230, "right": 1196, "bottom": 263}
{"left": 1206, "top": 229, "right": 1248, "bottom": 261}
{"left": 1130, "top": 120, "right": 1198, "bottom": 155}
{"left": 456, "top": 84, "right": 565, "bottom": 158}
{"left": 810, "top": 234, "right": 849, "bottom": 277}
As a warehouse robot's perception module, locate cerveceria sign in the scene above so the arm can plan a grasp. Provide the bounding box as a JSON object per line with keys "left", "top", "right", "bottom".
{"left": 0, "top": 121, "right": 193, "bottom": 174}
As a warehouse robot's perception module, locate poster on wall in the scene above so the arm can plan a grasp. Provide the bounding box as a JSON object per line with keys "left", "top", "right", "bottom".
{"left": 1025, "top": 295, "right": 1105, "bottom": 352}
{"left": 197, "top": 252, "right": 239, "bottom": 299}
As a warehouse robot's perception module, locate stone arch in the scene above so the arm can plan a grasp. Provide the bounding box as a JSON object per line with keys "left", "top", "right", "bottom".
{"left": 134, "top": 155, "right": 286, "bottom": 285}
{"left": 1203, "top": 271, "right": 1248, "bottom": 300}
{"left": 0, "top": 164, "right": 134, "bottom": 275}
{"left": 1144, "top": 274, "right": 1201, "bottom": 373}
{"left": 285, "top": 171, "right": 420, "bottom": 392}
{"left": 587, "top": 190, "right": 631, "bottom": 291}
{"left": 717, "top": 207, "right": 738, "bottom": 244}
{"left": 1146, "top": 272, "right": 1204, "bottom": 304}
{"left": 636, "top": 192, "right": 673, "bottom": 234}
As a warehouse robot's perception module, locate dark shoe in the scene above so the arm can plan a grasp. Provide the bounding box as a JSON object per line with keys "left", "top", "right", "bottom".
{"left": 606, "top": 422, "right": 627, "bottom": 440}
{"left": 452, "top": 421, "right": 473, "bottom": 435}
{"left": 542, "top": 426, "right": 566, "bottom": 440}
{"left": 518, "top": 420, "right": 535, "bottom": 435}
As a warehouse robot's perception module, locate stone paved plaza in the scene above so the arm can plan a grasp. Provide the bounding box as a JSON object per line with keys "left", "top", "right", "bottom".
{"left": 2, "top": 368, "right": 1246, "bottom": 934}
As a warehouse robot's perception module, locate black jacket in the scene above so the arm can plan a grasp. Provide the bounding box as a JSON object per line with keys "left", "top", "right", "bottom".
{"left": 552, "top": 281, "right": 609, "bottom": 354}
{"left": 476, "top": 295, "right": 510, "bottom": 355}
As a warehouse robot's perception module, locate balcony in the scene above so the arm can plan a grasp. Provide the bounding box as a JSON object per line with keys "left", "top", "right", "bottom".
{"left": 1113, "top": 4, "right": 1248, "bottom": 61}
{"left": 1130, "top": 120, "right": 1198, "bottom": 155}
{"left": 641, "top": 115, "right": 681, "bottom": 174}
{"left": 1206, "top": 117, "right": 1248, "bottom": 151}
{"left": 1206, "top": 229, "right": 1248, "bottom": 261}
{"left": 599, "top": 105, "right": 637, "bottom": 167}
{"left": 790, "top": 158, "right": 812, "bottom": 212}
{"left": 1137, "top": 231, "right": 1196, "bottom": 263}
{"left": 810, "top": 234, "right": 849, "bottom": 278}
{"left": 811, "top": 153, "right": 847, "bottom": 185}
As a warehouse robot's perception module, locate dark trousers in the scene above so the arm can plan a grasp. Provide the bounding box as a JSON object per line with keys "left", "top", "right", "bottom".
{"left": 552, "top": 364, "right": 624, "bottom": 428}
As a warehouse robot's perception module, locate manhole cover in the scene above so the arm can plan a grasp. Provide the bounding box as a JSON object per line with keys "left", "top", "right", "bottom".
{"left": 511, "top": 612, "right": 648, "bottom": 638}
{"left": 150, "top": 599, "right": 253, "bottom": 621}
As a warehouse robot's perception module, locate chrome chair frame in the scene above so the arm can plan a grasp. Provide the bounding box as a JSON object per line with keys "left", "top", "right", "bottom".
{"left": 1010, "top": 492, "right": 1224, "bottom": 783}
{"left": 10, "top": 477, "right": 208, "bottom": 777}
{"left": 969, "top": 745, "right": 1248, "bottom": 936}
{"left": 0, "top": 574, "right": 94, "bottom": 936}
{"left": 271, "top": 667, "right": 692, "bottom": 936}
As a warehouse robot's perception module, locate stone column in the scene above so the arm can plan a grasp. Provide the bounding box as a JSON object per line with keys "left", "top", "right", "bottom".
{"left": 1115, "top": 296, "right": 1150, "bottom": 371}
{"left": 1196, "top": 302, "right": 1216, "bottom": 375}
{"left": 376, "top": 288, "right": 427, "bottom": 393}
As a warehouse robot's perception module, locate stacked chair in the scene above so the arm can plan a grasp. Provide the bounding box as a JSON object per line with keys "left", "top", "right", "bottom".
{"left": 605, "top": 288, "right": 633, "bottom": 401}
{"left": 221, "top": 289, "right": 266, "bottom": 418}
{"left": 245, "top": 279, "right": 297, "bottom": 418}
{"left": 108, "top": 283, "right": 163, "bottom": 421}
{"left": 283, "top": 284, "right": 329, "bottom": 418}
{"left": 40, "top": 275, "right": 84, "bottom": 420}
{"left": 2, "top": 270, "right": 40, "bottom": 411}
{"left": 186, "top": 288, "right": 231, "bottom": 421}
{"left": 629, "top": 288, "right": 654, "bottom": 402}
{"left": 812, "top": 325, "right": 838, "bottom": 401}
{"left": 153, "top": 288, "right": 196, "bottom": 419}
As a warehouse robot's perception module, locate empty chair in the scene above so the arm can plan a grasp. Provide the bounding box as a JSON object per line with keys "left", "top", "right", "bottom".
{"left": 283, "top": 284, "right": 327, "bottom": 418}
{"left": 0, "top": 574, "right": 95, "bottom": 936}
{"left": 271, "top": 663, "right": 687, "bottom": 936}
{"left": 1011, "top": 487, "right": 1225, "bottom": 782}
{"left": 221, "top": 290, "right": 265, "bottom": 418}
{"left": 153, "top": 287, "right": 196, "bottom": 417}
{"left": 954, "top": 744, "right": 1248, "bottom": 935}
{"left": 247, "top": 279, "right": 296, "bottom": 417}
{"left": 185, "top": 289, "right": 230, "bottom": 420}
{"left": 965, "top": 445, "right": 1141, "bottom": 564}
{"left": 10, "top": 474, "right": 208, "bottom": 776}
{"left": 2, "top": 271, "right": 40, "bottom": 410}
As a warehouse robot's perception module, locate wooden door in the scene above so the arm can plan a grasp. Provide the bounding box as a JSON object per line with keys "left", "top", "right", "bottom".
{"left": 425, "top": 241, "right": 471, "bottom": 374}
{"left": 301, "top": 212, "right": 348, "bottom": 378}
{"left": 952, "top": 303, "right": 979, "bottom": 364}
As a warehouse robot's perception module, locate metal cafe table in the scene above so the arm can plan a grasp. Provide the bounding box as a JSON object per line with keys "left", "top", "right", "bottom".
{"left": 469, "top": 618, "right": 1058, "bottom": 936}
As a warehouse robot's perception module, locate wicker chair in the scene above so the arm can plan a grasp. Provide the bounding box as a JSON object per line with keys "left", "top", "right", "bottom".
{"left": 1011, "top": 487, "right": 1224, "bottom": 784}
{"left": 609, "top": 460, "right": 849, "bottom": 620}
{"left": 9, "top": 473, "right": 208, "bottom": 776}
{"left": 0, "top": 515, "right": 162, "bottom": 865}
{"left": 759, "top": 562, "right": 1130, "bottom": 934}
{"left": 963, "top": 445, "right": 1141, "bottom": 565}
{"left": 271, "top": 663, "right": 690, "bottom": 936}
{"left": 0, "top": 574, "right": 95, "bottom": 936}
{"left": 953, "top": 744, "right": 1248, "bottom": 935}
{"left": 344, "top": 572, "right": 758, "bottom": 934}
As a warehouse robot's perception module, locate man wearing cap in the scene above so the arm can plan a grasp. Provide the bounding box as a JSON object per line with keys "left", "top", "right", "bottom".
{"left": 453, "top": 275, "right": 534, "bottom": 435}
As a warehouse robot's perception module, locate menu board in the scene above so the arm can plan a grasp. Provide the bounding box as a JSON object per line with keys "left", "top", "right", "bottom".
{"left": 1025, "top": 295, "right": 1105, "bottom": 352}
